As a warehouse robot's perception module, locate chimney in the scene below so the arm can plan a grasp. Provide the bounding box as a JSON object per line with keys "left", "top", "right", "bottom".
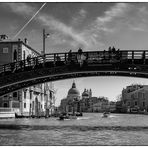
{"left": 24, "top": 38, "right": 28, "bottom": 44}
{"left": 0, "top": 35, "right": 8, "bottom": 41}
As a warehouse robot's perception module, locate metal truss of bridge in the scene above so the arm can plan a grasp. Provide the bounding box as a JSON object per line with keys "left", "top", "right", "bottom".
{"left": 0, "top": 49, "right": 148, "bottom": 96}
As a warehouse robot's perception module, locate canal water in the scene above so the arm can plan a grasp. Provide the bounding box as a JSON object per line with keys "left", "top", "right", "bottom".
{"left": 0, "top": 113, "right": 148, "bottom": 145}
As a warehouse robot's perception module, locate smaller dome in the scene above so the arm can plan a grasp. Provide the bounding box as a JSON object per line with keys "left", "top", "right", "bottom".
{"left": 82, "top": 92, "right": 89, "bottom": 96}
{"left": 82, "top": 89, "right": 89, "bottom": 96}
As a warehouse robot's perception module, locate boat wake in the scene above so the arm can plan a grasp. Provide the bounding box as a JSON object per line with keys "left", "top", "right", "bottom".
{"left": 77, "top": 117, "right": 90, "bottom": 120}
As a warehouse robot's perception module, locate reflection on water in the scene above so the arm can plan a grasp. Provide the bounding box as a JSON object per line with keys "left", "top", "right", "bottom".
{"left": 0, "top": 113, "right": 148, "bottom": 145}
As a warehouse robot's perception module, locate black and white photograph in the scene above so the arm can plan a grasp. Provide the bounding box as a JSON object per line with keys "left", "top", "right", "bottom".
{"left": 0, "top": 1, "right": 148, "bottom": 146}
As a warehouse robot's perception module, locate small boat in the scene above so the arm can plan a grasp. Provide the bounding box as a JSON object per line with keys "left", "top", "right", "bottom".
{"left": 102, "top": 112, "right": 110, "bottom": 118}
{"left": 75, "top": 112, "right": 83, "bottom": 116}
{"left": 68, "top": 112, "right": 83, "bottom": 117}
{"left": 15, "top": 113, "right": 25, "bottom": 118}
{"left": 58, "top": 113, "right": 77, "bottom": 120}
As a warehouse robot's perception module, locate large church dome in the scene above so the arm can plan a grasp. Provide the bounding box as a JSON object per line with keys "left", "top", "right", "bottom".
{"left": 68, "top": 82, "right": 80, "bottom": 96}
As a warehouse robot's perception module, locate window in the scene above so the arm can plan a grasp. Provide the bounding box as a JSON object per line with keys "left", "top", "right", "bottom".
{"left": 127, "top": 102, "right": 130, "bottom": 106}
{"left": 13, "top": 92, "right": 17, "bottom": 98}
{"left": 24, "top": 103, "right": 26, "bottom": 108}
{"left": 30, "top": 92, "right": 32, "bottom": 100}
{"left": 30, "top": 103, "right": 32, "bottom": 108}
{"left": 135, "top": 101, "right": 138, "bottom": 106}
{"left": 3, "top": 47, "right": 8, "bottom": 53}
{"left": 143, "top": 102, "right": 145, "bottom": 107}
{"left": 24, "top": 91, "right": 26, "bottom": 99}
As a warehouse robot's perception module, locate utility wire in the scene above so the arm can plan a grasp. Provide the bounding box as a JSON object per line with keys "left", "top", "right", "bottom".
{"left": 12, "top": 3, "right": 46, "bottom": 40}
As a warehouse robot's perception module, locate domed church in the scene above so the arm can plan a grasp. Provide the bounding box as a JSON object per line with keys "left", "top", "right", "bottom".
{"left": 59, "top": 81, "right": 93, "bottom": 113}
{"left": 66, "top": 81, "right": 81, "bottom": 113}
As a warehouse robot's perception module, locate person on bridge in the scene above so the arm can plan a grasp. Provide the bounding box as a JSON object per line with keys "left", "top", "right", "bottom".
{"left": 68, "top": 50, "right": 72, "bottom": 62}
{"left": 27, "top": 55, "right": 31, "bottom": 66}
{"left": 77, "top": 48, "right": 86, "bottom": 67}
{"left": 78, "top": 48, "right": 83, "bottom": 54}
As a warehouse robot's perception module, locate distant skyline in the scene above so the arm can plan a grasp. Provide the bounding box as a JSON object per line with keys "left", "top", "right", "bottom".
{"left": 1, "top": 2, "right": 148, "bottom": 106}
{"left": 54, "top": 77, "right": 148, "bottom": 106}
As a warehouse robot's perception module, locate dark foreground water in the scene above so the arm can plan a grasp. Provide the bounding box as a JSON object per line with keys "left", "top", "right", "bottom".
{"left": 0, "top": 113, "right": 148, "bottom": 145}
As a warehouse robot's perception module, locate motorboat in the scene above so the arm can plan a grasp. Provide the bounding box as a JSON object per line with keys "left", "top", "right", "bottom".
{"left": 102, "top": 112, "right": 110, "bottom": 118}
{"left": 68, "top": 112, "right": 83, "bottom": 117}
{"left": 58, "top": 113, "right": 77, "bottom": 120}
{"left": 75, "top": 112, "right": 83, "bottom": 116}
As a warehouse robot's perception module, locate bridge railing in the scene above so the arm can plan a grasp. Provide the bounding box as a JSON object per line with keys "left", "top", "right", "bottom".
{"left": 0, "top": 50, "right": 148, "bottom": 76}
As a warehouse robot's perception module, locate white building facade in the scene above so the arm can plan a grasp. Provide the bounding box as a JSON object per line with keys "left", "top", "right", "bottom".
{"left": 0, "top": 37, "right": 55, "bottom": 117}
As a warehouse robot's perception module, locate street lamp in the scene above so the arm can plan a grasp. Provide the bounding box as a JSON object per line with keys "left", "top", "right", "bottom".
{"left": 43, "top": 29, "right": 50, "bottom": 63}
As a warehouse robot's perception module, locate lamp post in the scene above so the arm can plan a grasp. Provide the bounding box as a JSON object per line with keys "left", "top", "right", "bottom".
{"left": 43, "top": 29, "right": 50, "bottom": 64}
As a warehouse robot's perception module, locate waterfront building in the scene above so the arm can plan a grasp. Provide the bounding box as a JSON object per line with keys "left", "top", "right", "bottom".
{"left": 109, "top": 101, "right": 116, "bottom": 112}
{"left": 91, "top": 97, "right": 110, "bottom": 112}
{"left": 121, "top": 84, "right": 148, "bottom": 113}
{"left": 59, "top": 98, "right": 67, "bottom": 113}
{"left": 0, "top": 36, "right": 55, "bottom": 117}
{"left": 115, "top": 101, "right": 123, "bottom": 113}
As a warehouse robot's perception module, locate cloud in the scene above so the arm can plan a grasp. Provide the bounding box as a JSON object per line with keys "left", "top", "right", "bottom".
{"left": 94, "top": 3, "right": 148, "bottom": 33}
{"left": 71, "top": 9, "right": 87, "bottom": 26}
{"left": 38, "top": 14, "right": 90, "bottom": 48}
{"left": 5, "top": 3, "right": 35, "bottom": 16}
{"left": 127, "top": 5, "right": 148, "bottom": 32}
{"left": 94, "top": 3, "right": 131, "bottom": 32}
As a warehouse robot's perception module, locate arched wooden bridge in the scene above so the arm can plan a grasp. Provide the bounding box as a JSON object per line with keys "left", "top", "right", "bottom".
{"left": 0, "top": 49, "right": 148, "bottom": 96}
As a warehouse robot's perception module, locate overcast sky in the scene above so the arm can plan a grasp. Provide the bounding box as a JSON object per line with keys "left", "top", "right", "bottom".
{"left": 1, "top": 2, "right": 148, "bottom": 105}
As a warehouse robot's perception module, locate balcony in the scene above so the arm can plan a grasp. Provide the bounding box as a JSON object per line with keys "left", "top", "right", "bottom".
{"left": 0, "top": 107, "right": 15, "bottom": 112}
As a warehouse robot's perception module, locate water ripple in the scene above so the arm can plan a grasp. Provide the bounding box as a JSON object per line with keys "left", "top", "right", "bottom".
{"left": 0, "top": 124, "right": 148, "bottom": 131}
